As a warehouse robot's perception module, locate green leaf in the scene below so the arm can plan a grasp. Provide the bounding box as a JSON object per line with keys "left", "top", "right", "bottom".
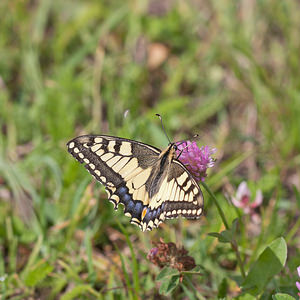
{"left": 272, "top": 293, "right": 296, "bottom": 300}
{"left": 159, "top": 275, "right": 180, "bottom": 295}
{"left": 242, "top": 237, "right": 287, "bottom": 295}
{"left": 24, "top": 260, "right": 53, "bottom": 287}
{"left": 208, "top": 230, "right": 233, "bottom": 243}
{"left": 218, "top": 278, "right": 228, "bottom": 298}
{"left": 181, "top": 282, "right": 197, "bottom": 300}
{"left": 156, "top": 267, "right": 179, "bottom": 281}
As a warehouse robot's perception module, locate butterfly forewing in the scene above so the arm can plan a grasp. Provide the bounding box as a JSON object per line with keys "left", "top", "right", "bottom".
{"left": 67, "top": 135, "right": 204, "bottom": 231}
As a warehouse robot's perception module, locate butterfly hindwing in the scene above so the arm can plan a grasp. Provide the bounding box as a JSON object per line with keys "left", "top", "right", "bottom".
{"left": 140, "top": 159, "right": 203, "bottom": 231}
{"left": 164, "top": 160, "right": 203, "bottom": 219}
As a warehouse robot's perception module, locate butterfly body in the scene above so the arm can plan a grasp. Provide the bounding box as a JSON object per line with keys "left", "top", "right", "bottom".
{"left": 67, "top": 135, "right": 203, "bottom": 231}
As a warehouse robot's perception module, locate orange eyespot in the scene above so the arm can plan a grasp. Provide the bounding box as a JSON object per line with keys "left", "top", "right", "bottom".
{"left": 141, "top": 207, "right": 148, "bottom": 220}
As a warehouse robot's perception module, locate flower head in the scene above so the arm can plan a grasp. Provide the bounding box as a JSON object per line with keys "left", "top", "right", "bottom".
{"left": 231, "top": 181, "right": 263, "bottom": 222}
{"left": 175, "top": 141, "right": 216, "bottom": 182}
{"left": 147, "top": 238, "right": 196, "bottom": 272}
{"left": 296, "top": 266, "right": 300, "bottom": 297}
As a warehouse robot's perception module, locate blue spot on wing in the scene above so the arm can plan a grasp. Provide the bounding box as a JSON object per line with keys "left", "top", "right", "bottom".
{"left": 152, "top": 209, "right": 157, "bottom": 219}
{"left": 125, "top": 200, "right": 135, "bottom": 213}
{"left": 115, "top": 185, "right": 166, "bottom": 227}
{"left": 115, "top": 185, "right": 145, "bottom": 221}
{"left": 122, "top": 194, "right": 131, "bottom": 205}
{"left": 143, "top": 209, "right": 152, "bottom": 223}
{"left": 117, "top": 186, "right": 127, "bottom": 196}
{"left": 156, "top": 207, "right": 161, "bottom": 217}
{"left": 132, "top": 202, "right": 143, "bottom": 218}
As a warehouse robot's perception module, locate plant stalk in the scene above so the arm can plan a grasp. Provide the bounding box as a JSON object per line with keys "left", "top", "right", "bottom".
{"left": 201, "top": 181, "right": 246, "bottom": 278}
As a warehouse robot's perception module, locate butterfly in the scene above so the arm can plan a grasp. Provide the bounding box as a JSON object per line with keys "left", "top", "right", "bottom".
{"left": 67, "top": 134, "right": 204, "bottom": 231}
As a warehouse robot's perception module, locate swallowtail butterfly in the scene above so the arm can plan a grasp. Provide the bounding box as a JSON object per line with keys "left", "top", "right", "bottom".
{"left": 67, "top": 134, "right": 203, "bottom": 231}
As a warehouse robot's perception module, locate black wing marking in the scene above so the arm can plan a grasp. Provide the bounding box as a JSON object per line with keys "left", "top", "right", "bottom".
{"left": 67, "top": 135, "right": 161, "bottom": 230}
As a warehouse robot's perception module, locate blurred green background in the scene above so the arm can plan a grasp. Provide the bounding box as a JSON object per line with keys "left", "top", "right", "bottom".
{"left": 1, "top": 0, "right": 300, "bottom": 299}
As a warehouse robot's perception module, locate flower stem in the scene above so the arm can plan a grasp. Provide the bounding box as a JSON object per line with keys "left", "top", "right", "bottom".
{"left": 200, "top": 181, "right": 246, "bottom": 279}
{"left": 231, "top": 240, "right": 246, "bottom": 278}
{"left": 201, "top": 181, "right": 229, "bottom": 229}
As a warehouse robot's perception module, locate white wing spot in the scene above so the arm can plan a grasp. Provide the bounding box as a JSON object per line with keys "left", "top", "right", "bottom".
{"left": 69, "top": 142, "right": 75, "bottom": 149}
{"left": 165, "top": 179, "right": 175, "bottom": 200}
{"left": 182, "top": 209, "right": 187, "bottom": 214}
{"left": 100, "top": 176, "right": 106, "bottom": 183}
{"left": 197, "top": 208, "right": 202, "bottom": 215}
{"left": 110, "top": 194, "right": 120, "bottom": 203}
{"left": 96, "top": 149, "right": 105, "bottom": 157}
{"left": 119, "top": 142, "right": 132, "bottom": 156}
{"left": 105, "top": 189, "right": 111, "bottom": 197}
{"left": 174, "top": 188, "right": 180, "bottom": 202}
{"left": 94, "top": 137, "right": 103, "bottom": 143}
{"left": 106, "top": 182, "right": 114, "bottom": 188}
{"left": 95, "top": 170, "right": 100, "bottom": 176}
{"left": 101, "top": 153, "right": 114, "bottom": 162}
{"left": 184, "top": 180, "right": 192, "bottom": 191}
{"left": 106, "top": 155, "right": 121, "bottom": 167}
{"left": 79, "top": 153, "right": 84, "bottom": 159}
{"left": 107, "top": 141, "right": 116, "bottom": 152}
{"left": 91, "top": 144, "right": 101, "bottom": 152}
{"left": 160, "top": 212, "right": 166, "bottom": 220}
{"left": 83, "top": 158, "right": 90, "bottom": 164}
{"left": 177, "top": 174, "right": 187, "bottom": 185}
{"left": 180, "top": 190, "right": 185, "bottom": 201}
{"left": 112, "top": 157, "right": 131, "bottom": 172}
{"left": 89, "top": 163, "right": 95, "bottom": 169}
{"left": 170, "top": 185, "right": 177, "bottom": 200}
{"left": 119, "top": 158, "right": 138, "bottom": 178}
{"left": 74, "top": 147, "right": 79, "bottom": 153}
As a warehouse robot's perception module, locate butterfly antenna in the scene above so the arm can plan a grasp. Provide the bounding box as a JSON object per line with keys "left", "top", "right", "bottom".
{"left": 176, "top": 134, "right": 200, "bottom": 147}
{"left": 156, "top": 114, "right": 171, "bottom": 144}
